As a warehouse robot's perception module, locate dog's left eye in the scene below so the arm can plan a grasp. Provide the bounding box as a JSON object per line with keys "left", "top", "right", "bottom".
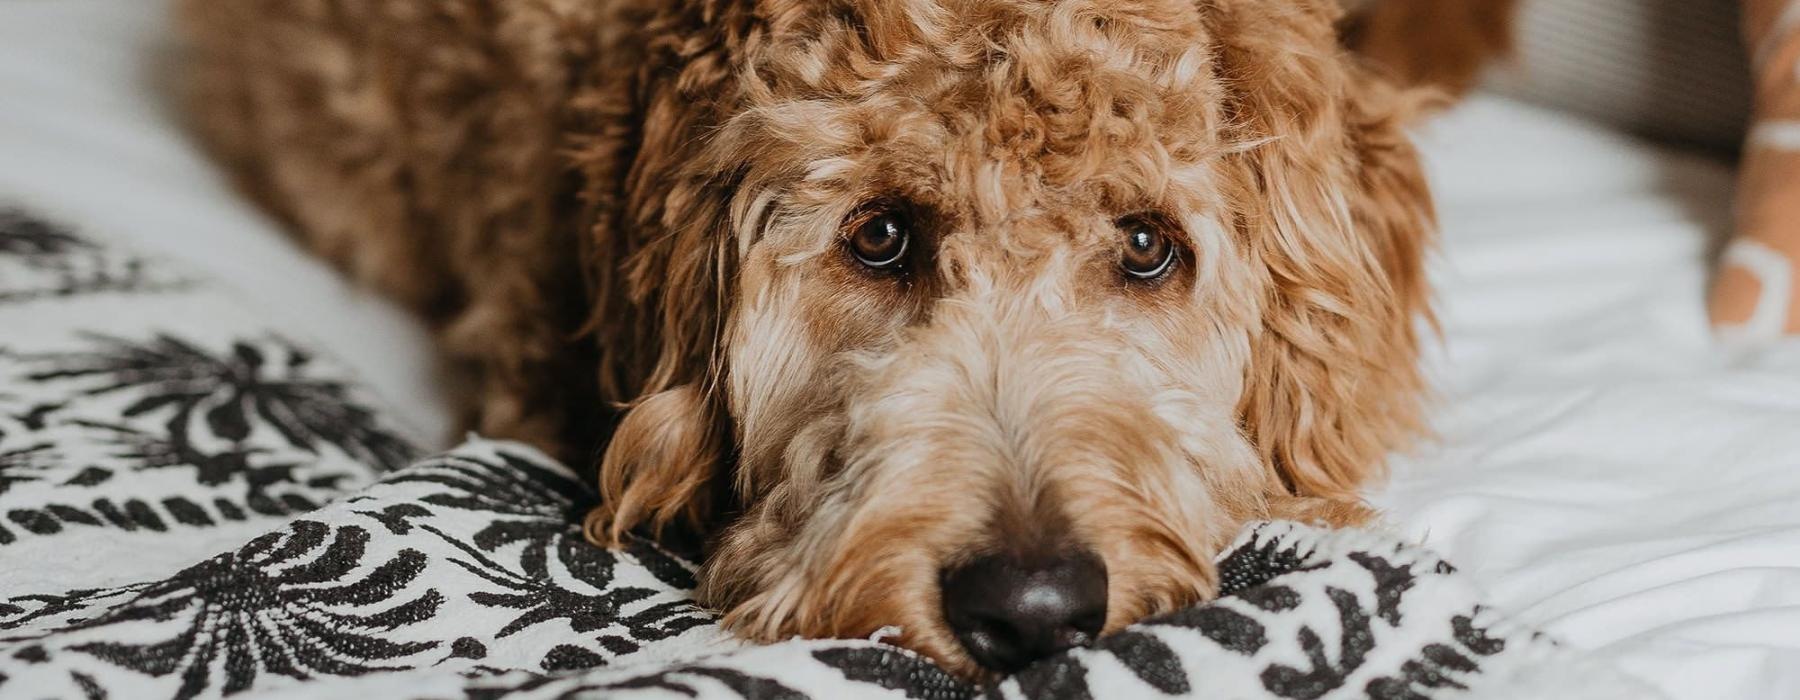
{"left": 1119, "top": 220, "right": 1176, "bottom": 280}
{"left": 847, "top": 211, "right": 911, "bottom": 271}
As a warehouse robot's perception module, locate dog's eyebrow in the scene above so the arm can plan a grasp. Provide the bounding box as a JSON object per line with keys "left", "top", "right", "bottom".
{"left": 731, "top": 188, "right": 785, "bottom": 260}
{"left": 804, "top": 158, "right": 861, "bottom": 182}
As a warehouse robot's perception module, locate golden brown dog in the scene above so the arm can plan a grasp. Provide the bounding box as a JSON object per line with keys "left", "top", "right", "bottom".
{"left": 178, "top": 0, "right": 1435, "bottom": 678}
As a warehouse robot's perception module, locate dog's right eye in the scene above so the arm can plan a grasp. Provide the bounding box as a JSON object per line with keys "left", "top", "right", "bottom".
{"left": 847, "top": 211, "right": 911, "bottom": 271}
{"left": 1117, "top": 216, "right": 1177, "bottom": 282}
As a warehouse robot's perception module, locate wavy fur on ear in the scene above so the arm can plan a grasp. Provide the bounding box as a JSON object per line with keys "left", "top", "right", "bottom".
{"left": 566, "top": 2, "right": 762, "bottom": 540}
{"left": 585, "top": 384, "right": 728, "bottom": 546}
{"left": 1209, "top": 0, "right": 1437, "bottom": 500}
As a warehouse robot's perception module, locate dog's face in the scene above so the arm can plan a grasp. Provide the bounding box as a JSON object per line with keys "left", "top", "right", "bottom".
{"left": 583, "top": 0, "right": 1432, "bottom": 678}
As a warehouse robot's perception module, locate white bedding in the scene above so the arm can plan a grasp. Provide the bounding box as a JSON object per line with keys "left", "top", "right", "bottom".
{"left": 1380, "top": 103, "right": 1800, "bottom": 699}
{"left": 3, "top": 2, "right": 1797, "bottom": 698}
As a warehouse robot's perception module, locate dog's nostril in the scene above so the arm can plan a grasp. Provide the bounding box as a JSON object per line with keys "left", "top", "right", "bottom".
{"left": 940, "top": 550, "right": 1108, "bottom": 674}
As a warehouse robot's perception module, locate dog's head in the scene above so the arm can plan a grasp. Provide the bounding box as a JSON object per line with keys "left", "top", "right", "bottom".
{"left": 578, "top": 0, "right": 1432, "bottom": 677}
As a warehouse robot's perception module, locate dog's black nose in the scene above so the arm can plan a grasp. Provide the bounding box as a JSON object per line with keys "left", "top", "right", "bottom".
{"left": 940, "top": 550, "right": 1107, "bottom": 674}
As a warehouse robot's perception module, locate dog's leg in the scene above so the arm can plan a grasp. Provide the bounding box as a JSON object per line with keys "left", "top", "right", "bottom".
{"left": 1268, "top": 495, "right": 1379, "bottom": 528}
{"left": 177, "top": 0, "right": 604, "bottom": 456}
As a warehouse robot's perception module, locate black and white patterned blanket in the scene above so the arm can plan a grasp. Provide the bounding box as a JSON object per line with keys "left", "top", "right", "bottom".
{"left": 0, "top": 209, "right": 1656, "bottom": 699}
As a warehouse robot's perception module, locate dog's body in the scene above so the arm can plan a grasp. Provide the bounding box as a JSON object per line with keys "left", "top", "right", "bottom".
{"left": 1341, "top": 0, "right": 1519, "bottom": 97}
{"left": 179, "top": 0, "right": 1434, "bottom": 677}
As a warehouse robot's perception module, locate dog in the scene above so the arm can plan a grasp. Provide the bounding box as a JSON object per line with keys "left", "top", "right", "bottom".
{"left": 177, "top": 0, "right": 1435, "bottom": 678}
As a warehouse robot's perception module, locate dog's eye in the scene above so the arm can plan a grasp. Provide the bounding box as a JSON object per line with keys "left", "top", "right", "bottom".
{"left": 1118, "top": 220, "right": 1176, "bottom": 280}
{"left": 848, "top": 211, "right": 911, "bottom": 271}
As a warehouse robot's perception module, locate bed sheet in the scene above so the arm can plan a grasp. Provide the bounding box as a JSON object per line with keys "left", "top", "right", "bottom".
{"left": 1378, "top": 98, "right": 1800, "bottom": 700}
{"left": 3, "top": 1, "right": 1796, "bottom": 698}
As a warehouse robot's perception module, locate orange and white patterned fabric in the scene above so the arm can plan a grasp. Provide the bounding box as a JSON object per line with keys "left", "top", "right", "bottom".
{"left": 1713, "top": 0, "right": 1800, "bottom": 337}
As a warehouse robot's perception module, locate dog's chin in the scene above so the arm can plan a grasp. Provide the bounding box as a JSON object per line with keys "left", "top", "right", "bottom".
{"left": 704, "top": 568, "right": 1017, "bottom": 682}
{"left": 699, "top": 520, "right": 1226, "bottom": 682}
{"left": 723, "top": 575, "right": 1219, "bottom": 682}
{"left": 701, "top": 546, "right": 973, "bottom": 669}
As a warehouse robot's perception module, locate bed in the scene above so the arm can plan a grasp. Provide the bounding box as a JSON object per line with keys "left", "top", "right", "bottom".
{"left": 4, "top": 1, "right": 1797, "bottom": 698}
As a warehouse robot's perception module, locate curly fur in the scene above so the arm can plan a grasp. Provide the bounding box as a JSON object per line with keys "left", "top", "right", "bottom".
{"left": 178, "top": 0, "right": 1435, "bottom": 677}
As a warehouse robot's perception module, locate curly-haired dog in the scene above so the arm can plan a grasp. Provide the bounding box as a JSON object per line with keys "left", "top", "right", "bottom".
{"left": 178, "top": 0, "right": 1435, "bottom": 677}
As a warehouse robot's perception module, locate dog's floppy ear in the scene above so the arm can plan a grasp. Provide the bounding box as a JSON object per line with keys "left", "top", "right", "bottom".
{"left": 1206, "top": 0, "right": 1435, "bottom": 500}
{"left": 574, "top": 3, "right": 757, "bottom": 545}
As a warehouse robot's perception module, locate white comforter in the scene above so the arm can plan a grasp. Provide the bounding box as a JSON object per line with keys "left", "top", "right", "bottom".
{"left": 4, "top": 2, "right": 1797, "bottom": 698}
{"left": 1380, "top": 102, "right": 1800, "bottom": 699}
